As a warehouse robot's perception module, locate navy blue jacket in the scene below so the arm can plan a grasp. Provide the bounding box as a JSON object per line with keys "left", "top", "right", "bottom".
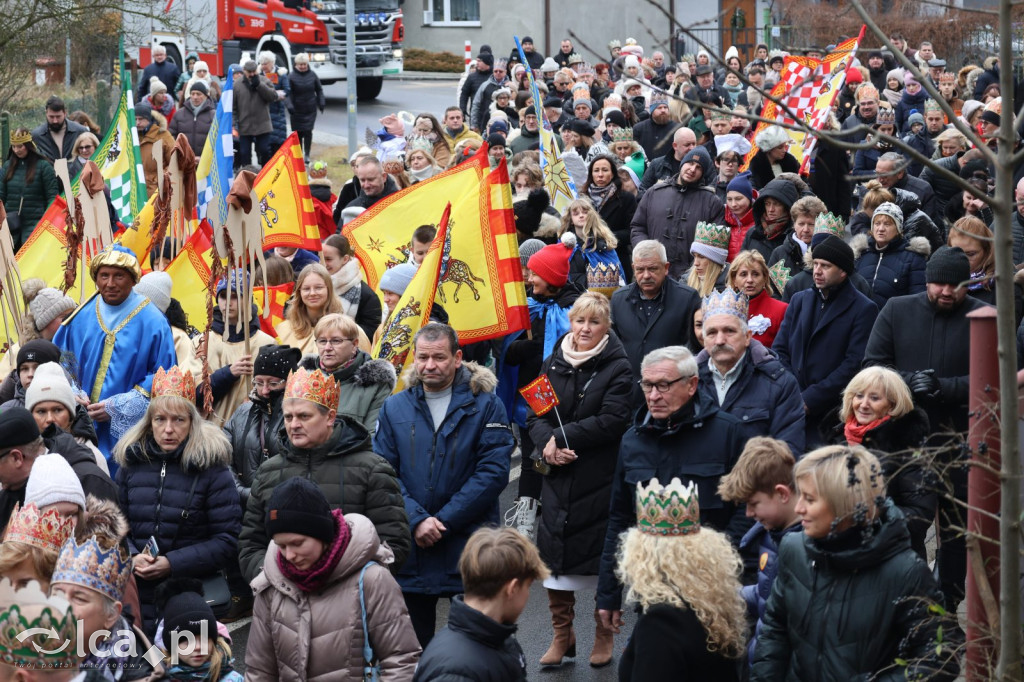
{"left": 596, "top": 391, "right": 749, "bottom": 611}
{"left": 374, "top": 363, "right": 514, "bottom": 595}
{"left": 740, "top": 520, "right": 803, "bottom": 666}
{"left": 114, "top": 426, "right": 241, "bottom": 634}
{"left": 773, "top": 280, "right": 878, "bottom": 427}
{"left": 851, "top": 233, "right": 929, "bottom": 308}
{"left": 696, "top": 339, "right": 806, "bottom": 456}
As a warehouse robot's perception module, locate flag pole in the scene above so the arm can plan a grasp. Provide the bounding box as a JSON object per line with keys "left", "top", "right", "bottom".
{"left": 551, "top": 404, "right": 570, "bottom": 451}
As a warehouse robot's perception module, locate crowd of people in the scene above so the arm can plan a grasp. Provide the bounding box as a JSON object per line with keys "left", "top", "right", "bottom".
{"left": 0, "top": 27, "right": 1017, "bottom": 682}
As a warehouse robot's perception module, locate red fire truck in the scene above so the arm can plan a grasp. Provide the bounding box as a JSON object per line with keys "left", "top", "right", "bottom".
{"left": 127, "top": 0, "right": 403, "bottom": 100}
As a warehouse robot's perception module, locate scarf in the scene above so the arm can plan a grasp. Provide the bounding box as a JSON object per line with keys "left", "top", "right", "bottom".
{"left": 791, "top": 232, "right": 809, "bottom": 256}
{"left": 560, "top": 332, "right": 608, "bottom": 368}
{"left": 844, "top": 414, "right": 891, "bottom": 445}
{"left": 527, "top": 296, "right": 571, "bottom": 360}
{"left": 165, "top": 661, "right": 215, "bottom": 682}
{"left": 967, "top": 269, "right": 991, "bottom": 291}
{"left": 761, "top": 214, "right": 790, "bottom": 240}
{"left": 409, "top": 165, "right": 438, "bottom": 182}
{"left": 277, "top": 509, "right": 350, "bottom": 593}
{"left": 331, "top": 259, "right": 363, "bottom": 316}
{"left": 587, "top": 182, "right": 615, "bottom": 211}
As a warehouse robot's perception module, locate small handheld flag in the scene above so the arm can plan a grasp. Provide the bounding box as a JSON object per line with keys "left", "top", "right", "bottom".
{"left": 520, "top": 374, "right": 560, "bottom": 415}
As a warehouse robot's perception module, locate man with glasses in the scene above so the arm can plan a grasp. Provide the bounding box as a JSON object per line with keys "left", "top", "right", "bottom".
{"left": 839, "top": 84, "right": 880, "bottom": 144}
{"left": 509, "top": 105, "right": 542, "bottom": 154}
{"left": 470, "top": 58, "right": 510, "bottom": 132}
{"left": 596, "top": 344, "right": 748, "bottom": 635}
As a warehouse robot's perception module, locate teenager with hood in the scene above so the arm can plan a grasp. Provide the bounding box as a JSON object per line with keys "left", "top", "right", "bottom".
{"left": 741, "top": 178, "right": 799, "bottom": 263}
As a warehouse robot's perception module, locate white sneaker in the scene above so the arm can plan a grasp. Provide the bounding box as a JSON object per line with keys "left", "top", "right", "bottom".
{"left": 505, "top": 496, "right": 539, "bottom": 541}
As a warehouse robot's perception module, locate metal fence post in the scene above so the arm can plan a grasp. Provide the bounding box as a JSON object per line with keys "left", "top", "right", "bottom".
{"left": 96, "top": 81, "right": 111, "bottom": 133}
{"left": 0, "top": 111, "right": 9, "bottom": 158}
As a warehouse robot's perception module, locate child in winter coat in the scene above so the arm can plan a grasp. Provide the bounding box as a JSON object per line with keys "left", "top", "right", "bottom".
{"left": 717, "top": 437, "right": 802, "bottom": 666}
{"left": 161, "top": 589, "right": 243, "bottom": 681}
{"left": 900, "top": 111, "right": 935, "bottom": 177}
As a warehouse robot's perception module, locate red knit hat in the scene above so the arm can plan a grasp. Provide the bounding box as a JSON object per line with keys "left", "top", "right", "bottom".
{"left": 527, "top": 237, "right": 574, "bottom": 288}
{"left": 846, "top": 67, "right": 863, "bottom": 84}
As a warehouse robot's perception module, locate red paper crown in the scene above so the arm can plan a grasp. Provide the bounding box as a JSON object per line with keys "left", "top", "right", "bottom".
{"left": 152, "top": 366, "right": 196, "bottom": 401}
{"left": 3, "top": 503, "right": 76, "bottom": 553}
{"left": 285, "top": 367, "right": 340, "bottom": 410}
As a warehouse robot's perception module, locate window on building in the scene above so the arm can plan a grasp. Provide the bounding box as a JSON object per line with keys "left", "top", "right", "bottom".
{"left": 426, "top": 0, "right": 479, "bottom": 25}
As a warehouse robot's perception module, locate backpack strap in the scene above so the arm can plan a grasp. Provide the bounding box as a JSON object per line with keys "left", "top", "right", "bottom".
{"left": 358, "top": 561, "right": 379, "bottom": 670}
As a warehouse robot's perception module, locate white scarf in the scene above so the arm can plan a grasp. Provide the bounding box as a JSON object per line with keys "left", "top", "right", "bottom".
{"left": 560, "top": 332, "right": 609, "bottom": 368}
{"left": 409, "top": 165, "right": 438, "bottom": 183}
{"left": 331, "top": 259, "right": 363, "bottom": 316}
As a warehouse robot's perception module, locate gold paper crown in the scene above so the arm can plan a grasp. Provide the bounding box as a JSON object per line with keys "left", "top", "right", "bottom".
{"left": 89, "top": 245, "right": 142, "bottom": 283}
{"left": 769, "top": 260, "right": 793, "bottom": 293}
{"left": 611, "top": 127, "right": 634, "bottom": 143}
{"left": 701, "top": 288, "right": 748, "bottom": 320}
{"left": 152, "top": 366, "right": 196, "bottom": 401}
{"left": 636, "top": 478, "right": 700, "bottom": 536}
{"left": 814, "top": 212, "right": 846, "bottom": 237}
{"left": 875, "top": 107, "right": 896, "bottom": 126}
{"left": 587, "top": 261, "right": 622, "bottom": 297}
{"left": 939, "top": 71, "right": 956, "bottom": 83}
{"left": 51, "top": 535, "right": 132, "bottom": 603}
{"left": 0, "top": 579, "right": 77, "bottom": 670}
{"left": 694, "top": 221, "right": 731, "bottom": 251}
{"left": 3, "top": 503, "right": 75, "bottom": 554}
{"left": 923, "top": 98, "right": 943, "bottom": 113}
{"left": 285, "top": 367, "right": 340, "bottom": 410}
{"left": 10, "top": 130, "right": 32, "bottom": 145}
{"left": 857, "top": 84, "right": 879, "bottom": 101}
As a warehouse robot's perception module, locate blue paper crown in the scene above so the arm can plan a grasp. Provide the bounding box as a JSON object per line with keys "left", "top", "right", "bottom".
{"left": 51, "top": 536, "right": 131, "bottom": 603}
{"left": 701, "top": 288, "right": 748, "bottom": 320}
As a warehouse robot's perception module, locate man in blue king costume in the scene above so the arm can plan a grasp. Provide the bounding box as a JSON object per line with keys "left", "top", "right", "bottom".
{"left": 54, "top": 244, "right": 176, "bottom": 471}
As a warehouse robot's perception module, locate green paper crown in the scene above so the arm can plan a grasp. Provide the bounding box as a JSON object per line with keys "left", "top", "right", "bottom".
{"left": 694, "top": 221, "right": 731, "bottom": 251}
{"left": 769, "top": 260, "right": 793, "bottom": 293}
{"left": 0, "top": 579, "right": 77, "bottom": 670}
{"left": 636, "top": 478, "right": 701, "bottom": 536}
{"left": 923, "top": 98, "right": 943, "bottom": 113}
{"left": 611, "top": 128, "right": 634, "bottom": 143}
{"left": 814, "top": 211, "right": 845, "bottom": 237}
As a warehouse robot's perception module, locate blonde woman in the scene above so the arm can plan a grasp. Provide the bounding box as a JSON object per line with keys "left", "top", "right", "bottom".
{"left": 616, "top": 478, "right": 747, "bottom": 680}
{"left": 558, "top": 198, "right": 623, "bottom": 297}
{"left": 686, "top": 222, "right": 731, "bottom": 297}
{"left": 275, "top": 263, "right": 344, "bottom": 355}
{"left": 751, "top": 446, "right": 957, "bottom": 680}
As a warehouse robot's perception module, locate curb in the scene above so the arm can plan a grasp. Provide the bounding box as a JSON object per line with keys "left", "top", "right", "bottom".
{"left": 390, "top": 71, "right": 463, "bottom": 81}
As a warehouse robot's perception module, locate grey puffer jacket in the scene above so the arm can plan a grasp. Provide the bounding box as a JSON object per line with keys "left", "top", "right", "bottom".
{"left": 247, "top": 512, "right": 421, "bottom": 682}
{"left": 299, "top": 351, "right": 396, "bottom": 432}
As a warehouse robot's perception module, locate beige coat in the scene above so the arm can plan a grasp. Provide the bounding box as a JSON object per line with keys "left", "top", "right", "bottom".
{"left": 246, "top": 513, "right": 421, "bottom": 681}
{"left": 201, "top": 327, "right": 275, "bottom": 425}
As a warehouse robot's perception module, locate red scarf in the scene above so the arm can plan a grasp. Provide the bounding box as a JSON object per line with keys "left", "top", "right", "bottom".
{"left": 277, "top": 509, "right": 351, "bottom": 593}
{"left": 844, "top": 414, "right": 891, "bottom": 445}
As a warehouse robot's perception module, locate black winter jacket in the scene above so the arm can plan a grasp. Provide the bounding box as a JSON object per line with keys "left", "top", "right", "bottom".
{"left": 851, "top": 233, "right": 930, "bottom": 308}
{"left": 638, "top": 153, "right": 680, "bottom": 192}
{"left": 223, "top": 391, "right": 285, "bottom": 506}
{"left": 919, "top": 151, "right": 963, "bottom": 218}
{"left": 620, "top": 604, "right": 740, "bottom": 682}
{"left": 768, "top": 235, "right": 807, "bottom": 281}
{"left": 742, "top": 179, "right": 799, "bottom": 263}
{"left": 114, "top": 427, "right": 242, "bottom": 635}
{"left": 43, "top": 426, "right": 118, "bottom": 502}
{"left": 413, "top": 596, "right": 527, "bottom": 682}
{"left": 528, "top": 333, "right": 633, "bottom": 575}
{"left": 286, "top": 68, "right": 325, "bottom": 132}
{"left": 597, "top": 392, "right": 749, "bottom": 610}
{"left": 750, "top": 501, "right": 959, "bottom": 682}
{"left": 748, "top": 148, "right": 801, "bottom": 190}
{"left": 610, "top": 279, "right": 701, "bottom": 382}
{"left": 238, "top": 416, "right": 410, "bottom": 582}
{"left": 168, "top": 98, "right": 215, "bottom": 155}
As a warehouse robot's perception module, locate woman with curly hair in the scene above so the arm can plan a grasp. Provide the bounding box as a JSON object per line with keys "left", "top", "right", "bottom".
{"left": 616, "top": 478, "right": 747, "bottom": 680}
{"left": 275, "top": 264, "right": 344, "bottom": 355}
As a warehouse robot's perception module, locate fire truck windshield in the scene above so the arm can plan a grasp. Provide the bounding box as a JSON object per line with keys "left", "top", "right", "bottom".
{"left": 311, "top": 0, "right": 400, "bottom": 12}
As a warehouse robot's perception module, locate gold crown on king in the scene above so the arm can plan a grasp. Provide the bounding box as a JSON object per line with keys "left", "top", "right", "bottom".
{"left": 587, "top": 261, "right": 623, "bottom": 296}
{"left": 3, "top": 503, "right": 75, "bottom": 554}
{"left": 814, "top": 212, "right": 845, "bottom": 236}
{"left": 694, "top": 221, "right": 731, "bottom": 251}
{"left": 51, "top": 535, "right": 132, "bottom": 603}
{"left": 152, "top": 366, "right": 196, "bottom": 401}
{"left": 636, "top": 477, "right": 701, "bottom": 536}
{"left": 285, "top": 367, "right": 340, "bottom": 410}
{"left": 701, "top": 288, "right": 748, "bottom": 319}
{"left": 611, "top": 128, "right": 634, "bottom": 143}
{"left": 0, "top": 578, "right": 77, "bottom": 670}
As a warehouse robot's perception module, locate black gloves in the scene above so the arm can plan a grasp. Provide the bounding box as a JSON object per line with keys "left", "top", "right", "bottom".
{"left": 909, "top": 369, "right": 941, "bottom": 402}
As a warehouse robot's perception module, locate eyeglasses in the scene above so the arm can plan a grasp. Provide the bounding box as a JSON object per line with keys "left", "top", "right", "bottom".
{"left": 638, "top": 376, "right": 690, "bottom": 394}
{"left": 79, "top": 144, "right": 95, "bottom": 150}
{"left": 316, "top": 337, "right": 355, "bottom": 348}
{"left": 253, "top": 379, "right": 286, "bottom": 390}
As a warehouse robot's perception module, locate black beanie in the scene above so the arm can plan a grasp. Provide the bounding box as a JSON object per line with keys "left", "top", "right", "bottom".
{"left": 266, "top": 477, "right": 335, "bottom": 543}
{"left": 478, "top": 53, "right": 494, "bottom": 69}
{"left": 811, "top": 235, "right": 855, "bottom": 275}
{"left": 161, "top": 591, "right": 217, "bottom": 652}
{"left": 927, "top": 246, "right": 971, "bottom": 285}
{"left": 253, "top": 345, "right": 301, "bottom": 380}
{"left": 17, "top": 339, "right": 60, "bottom": 369}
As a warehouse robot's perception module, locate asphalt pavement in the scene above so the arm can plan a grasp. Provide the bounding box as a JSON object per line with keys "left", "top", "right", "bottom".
{"left": 225, "top": 449, "right": 638, "bottom": 680}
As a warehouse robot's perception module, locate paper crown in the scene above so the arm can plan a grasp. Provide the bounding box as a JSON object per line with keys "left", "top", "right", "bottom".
{"left": 939, "top": 71, "right": 956, "bottom": 83}
{"left": 709, "top": 108, "right": 731, "bottom": 121}
{"left": 701, "top": 288, "right": 748, "bottom": 320}
{"left": 857, "top": 84, "right": 879, "bottom": 101}
{"left": 636, "top": 478, "right": 701, "bottom": 536}
{"left": 694, "top": 221, "right": 731, "bottom": 251}
{"left": 0, "top": 579, "right": 77, "bottom": 670}
{"left": 611, "top": 127, "right": 634, "bottom": 143}
{"left": 10, "top": 130, "right": 32, "bottom": 145}
{"left": 923, "top": 98, "right": 943, "bottom": 113}
{"left": 649, "top": 92, "right": 669, "bottom": 107}
{"left": 152, "top": 366, "right": 196, "bottom": 401}
{"left": 89, "top": 244, "right": 141, "bottom": 283}
{"left": 608, "top": 39, "right": 622, "bottom": 49}
{"left": 285, "top": 367, "right": 340, "bottom": 410}
{"left": 769, "top": 260, "right": 793, "bottom": 293}
{"left": 814, "top": 212, "right": 846, "bottom": 237}
{"left": 572, "top": 86, "right": 592, "bottom": 104}
{"left": 875, "top": 107, "right": 896, "bottom": 126}
{"left": 409, "top": 137, "right": 434, "bottom": 155}
{"left": 567, "top": 53, "right": 583, "bottom": 64}
{"left": 308, "top": 160, "right": 329, "bottom": 179}
{"left": 575, "top": 62, "right": 594, "bottom": 75}
{"left": 3, "top": 503, "right": 75, "bottom": 554}
{"left": 51, "top": 535, "right": 132, "bottom": 603}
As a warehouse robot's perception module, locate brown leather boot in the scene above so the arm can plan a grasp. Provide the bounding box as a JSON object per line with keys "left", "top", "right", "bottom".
{"left": 589, "top": 609, "right": 614, "bottom": 667}
{"left": 539, "top": 589, "right": 576, "bottom": 667}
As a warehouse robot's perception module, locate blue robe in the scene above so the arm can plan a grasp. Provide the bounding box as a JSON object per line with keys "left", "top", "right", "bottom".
{"left": 53, "top": 291, "right": 176, "bottom": 467}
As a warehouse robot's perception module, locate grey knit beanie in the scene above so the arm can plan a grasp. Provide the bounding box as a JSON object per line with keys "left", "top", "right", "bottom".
{"left": 28, "top": 288, "right": 76, "bottom": 331}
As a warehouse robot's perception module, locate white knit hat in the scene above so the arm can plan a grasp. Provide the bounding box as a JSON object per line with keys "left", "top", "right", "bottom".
{"left": 25, "top": 362, "right": 76, "bottom": 414}
{"left": 28, "top": 288, "right": 76, "bottom": 331}
{"left": 135, "top": 271, "right": 173, "bottom": 314}
{"left": 25, "top": 453, "right": 86, "bottom": 511}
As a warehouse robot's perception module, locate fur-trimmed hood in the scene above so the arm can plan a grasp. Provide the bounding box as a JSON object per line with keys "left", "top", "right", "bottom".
{"left": 850, "top": 233, "right": 931, "bottom": 259}
{"left": 299, "top": 352, "right": 397, "bottom": 390}
{"left": 403, "top": 360, "right": 497, "bottom": 395}
{"left": 76, "top": 494, "right": 129, "bottom": 545}
{"left": 115, "top": 420, "right": 231, "bottom": 471}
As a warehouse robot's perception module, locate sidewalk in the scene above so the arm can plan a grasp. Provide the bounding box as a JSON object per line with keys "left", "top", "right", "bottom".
{"left": 391, "top": 71, "right": 463, "bottom": 81}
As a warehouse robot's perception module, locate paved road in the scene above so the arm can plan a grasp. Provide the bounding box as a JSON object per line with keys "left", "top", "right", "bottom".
{"left": 225, "top": 449, "right": 638, "bottom": 680}
{"left": 313, "top": 78, "right": 462, "bottom": 147}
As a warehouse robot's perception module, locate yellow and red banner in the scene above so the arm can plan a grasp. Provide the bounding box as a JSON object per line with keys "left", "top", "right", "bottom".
{"left": 164, "top": 221, "right": 214, "bottom": 329}
{"left": 253, "top": 282, "right": 294, "bottom": 338}
{"left": 254, "top": 132, "right": 320, "bottom": 251}
{"left": 373, "top": 204, "right": 450, "bottom": 392}
{"left": 16, "top": 197, "right": 97, "bottom": 302}
{"left": 344, "top": 146, "right": 529, "bottom": 343}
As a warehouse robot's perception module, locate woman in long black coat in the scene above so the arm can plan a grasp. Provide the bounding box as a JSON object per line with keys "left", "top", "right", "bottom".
{"left": 287, "top": 54, "right": 325, "bottom": 160}
{"left": 526, "top": 292, "right": 633, "bottom": 669}
{"left": 582, "top": 154, "right": 637, "bottom": 282}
